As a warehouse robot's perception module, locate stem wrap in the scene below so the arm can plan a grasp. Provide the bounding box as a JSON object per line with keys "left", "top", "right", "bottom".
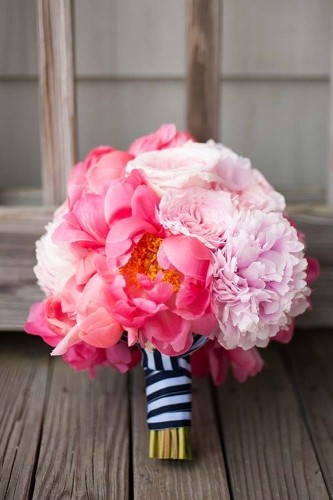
{"left": 141, "top": 334, "right": 208, "bottom": 431}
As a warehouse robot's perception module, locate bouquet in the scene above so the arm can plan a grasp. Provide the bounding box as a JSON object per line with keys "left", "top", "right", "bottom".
{"left": 25, "top": 124, "right": 319, "bottom": 459}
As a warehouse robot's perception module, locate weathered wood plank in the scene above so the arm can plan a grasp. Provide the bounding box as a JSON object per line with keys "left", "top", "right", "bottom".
{"left": 0, "top": 207, "right": 51, "bottom": 330}
{"left": 0, "top": 0, "right": 37, "bottom": 76}
{"left": 0, "top": 79, "right": 328, "bottom": 203}
{"left": 0, "top": 333, "right": 49, "bottom": 500}
{"left": 32, "top": 358, "right": 129, "bottom": 499}
{"left": 131, "top": 369, "right": 230, "bottom": 500}
{"left": 327, "top": 4, "right": 333, "bottom": 205}
{"left": 285, "top": 331, "right": 333, "bottom": 497}
{"left": 217, "top": 344, "right": 329, "bottom": 499}
{"left": 1, "top": 0, "right": 331, "bottom": 78}
{"left": 288, "top": 205, "right": 333, "bottom": 328}
{"left": 186, "top": 0, "right": 220, "bottom": 141}
{"left": 38, "top": 0, "right": 77, "bottom": 205}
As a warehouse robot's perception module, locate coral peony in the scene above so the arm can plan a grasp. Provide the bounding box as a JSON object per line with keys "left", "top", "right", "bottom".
{"left": 100, "top": 176, "right": 214, "bottom": 355}
{"left": 128, "top": 123, "right": 193, "bottom": 156}
{"left": 25, "top": 301, "right": 141, "bottom": 377}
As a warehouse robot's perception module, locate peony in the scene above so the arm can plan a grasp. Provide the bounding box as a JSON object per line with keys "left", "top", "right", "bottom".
{"left": 159, "top": 187, "right": 237, "bottom": 248}
{"left": 34, "top": 219, "right": 79, "bottom": 296}
{"left": 25, "top": 301, "right": 141, "bottom": 377}
{"left": 212, "top": 210, "right": 310, "bottom": 350}
{"left": 41, "top": 173, "right": 215, "bottom": 358}
{"left": 99, "top": 175, "right": 215, "bottom": 355}
{"left": 126, "top": 146, "right": 221, "bottom": 196}
{"left": 128, "top": 123, "right": 193, "bottom": 156}
{"left": 184, "top": 141, "right": 285, "bottom": 212}
{"left": 191, "top": 339, "right": 264, "bottom": 384}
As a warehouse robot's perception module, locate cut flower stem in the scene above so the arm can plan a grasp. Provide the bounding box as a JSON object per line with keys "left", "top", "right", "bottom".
{"left": 148, "top": 427, "right": 192, "bottom": 459}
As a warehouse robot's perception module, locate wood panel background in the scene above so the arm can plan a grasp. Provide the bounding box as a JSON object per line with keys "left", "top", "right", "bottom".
{"left": 0, "top": 0, "right": 332, "bottom": 203}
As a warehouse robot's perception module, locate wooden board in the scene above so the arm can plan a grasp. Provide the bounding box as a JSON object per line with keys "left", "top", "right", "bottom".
{"left": 285, "top": 331, "right": 333, "bottom": 497}
{"left": 0, "top": 207, "right": 51, "bottom": 329}
{"left": 38, "top": 0, "right": 77, "bottom": 205}
{"left": 0, "top": 333, "right": 49, "bottom": 499}
{"left": 1, "top": 0, "right": 331, "bottom": 78}
{"left": 32, "top": 358, "right": 130, "bottom": 500}
{"left": 186, "top": 0, "right": 220, "bottom": 141}
{"left": 216, "top": 344, "right": 329, "bottom": 500}
{"left": 0, "top": 79, "right": 328, "bottom": 204}
{"left": 130, "top": 368, "right": 230, "bottom": 500}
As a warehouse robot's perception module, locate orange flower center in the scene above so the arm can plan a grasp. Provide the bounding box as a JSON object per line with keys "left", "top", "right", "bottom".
{"left": 120, "top": 233, "right": 182, "bottom": 291}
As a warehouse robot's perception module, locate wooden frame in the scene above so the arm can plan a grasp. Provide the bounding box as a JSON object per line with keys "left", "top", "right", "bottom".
{"left": 0, "top": 0, "right": 76, "bottom": 329}
{"left": 0, "top": 0, "right": 332, "bottom": 329}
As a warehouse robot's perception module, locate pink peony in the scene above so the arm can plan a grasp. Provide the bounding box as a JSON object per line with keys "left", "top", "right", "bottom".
{"left": 212, "top": 210, "right": 310, "bottom": 350}
{"left": 184, "top": 141, "right": 285, "bottom": 212}
{"left": 159, "top": 187, "right": 237, "bottom": 248}
{"left": 191, "top": 339, "right": 264, "bottom": 384}
{"left": 128, "top": 123, "right": 193, "bottom": 156}
{"left": 53, "top": 192, "right": 109, "bottom": 249}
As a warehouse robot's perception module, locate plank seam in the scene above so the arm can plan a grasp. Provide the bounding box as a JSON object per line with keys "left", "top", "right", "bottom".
{"left": 210, "top": 381, "right": 234, "bottom": 500}
{"left": 279, "top": 344, "right": 332, "bottom": 499}
{"left": 128, "top": 373, "right": 134, "bottom": 500}
{"left": 27, "top": 355, "right": 54, "bottom": 500}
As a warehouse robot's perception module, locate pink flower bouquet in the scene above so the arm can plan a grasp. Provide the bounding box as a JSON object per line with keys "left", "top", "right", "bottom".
{"left": 25, "top": 124, "right": 319, "bottom": 459}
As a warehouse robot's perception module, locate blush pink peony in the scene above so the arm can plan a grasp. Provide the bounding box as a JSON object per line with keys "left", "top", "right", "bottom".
{"left": 212, "top": 210, "right": 310, "bottom": 350}
{"left": 34, "top": 219, "right": 78, "bottom": 296}
{"left": 159, "top": 187, "right": 237, "bottom": 248}
{"left": 125, "top": 146, "right": 222, "bottom": 196}
{"left": 184, "top": 141, "right": 285, "bottom": 212}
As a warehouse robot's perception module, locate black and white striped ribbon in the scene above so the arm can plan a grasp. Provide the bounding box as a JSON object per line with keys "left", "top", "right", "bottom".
{"left": 141, "top": 335, "right": 209, "bottom": 431}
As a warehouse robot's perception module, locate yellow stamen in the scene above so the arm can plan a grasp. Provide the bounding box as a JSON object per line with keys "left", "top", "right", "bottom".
{"left": 120, "top": 233, "right": 182, "bottom": 291}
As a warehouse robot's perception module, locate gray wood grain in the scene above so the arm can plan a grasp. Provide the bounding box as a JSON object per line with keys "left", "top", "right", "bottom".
{"left": 0, "top": 207, "right": 51, "bottom": 329}
{"left": 0, "top": 81, "right": 40, "bottom": 190}
{"left": 223, "top": 0, "right": 332, "bottom": 77}
{"left": 221, "top": 80, "right": 328, "bottom": 204}
{"left": 0, "top": 333, "right": 49, "bottom": 500}
{"left": 1, "top": 0, "right": 331, "bottom": 78}
{"left": 0, "top": 79, "right": 327, "bottom": 203}
{"left": 217, "top": 344, "right": 329, "bottom": 499}
{"left": 186, "top": 0, "right": 220, "bottom": 141}
{"left": 38, "top": 0, "right": 77, "bottom": 205}
{"left": 131, "top": 368, "right": 230, "bottom": 500}
{"left": 285, "top": 332, "right": 333, "bottom": 497}
{"left": 32, "top": 358, "right": 129, "bottom": 499}
{"left": 0, "top": 0, "right": 37, "bottom": 76}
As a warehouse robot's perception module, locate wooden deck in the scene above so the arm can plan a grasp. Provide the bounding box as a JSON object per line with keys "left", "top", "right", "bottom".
{"left": 0, "top": 331, "right": 332, "bottom": 500}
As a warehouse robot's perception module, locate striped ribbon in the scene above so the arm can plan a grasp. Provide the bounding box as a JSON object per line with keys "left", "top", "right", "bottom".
{"left": 141, "top": 335, "right": 209, "bottom": 431}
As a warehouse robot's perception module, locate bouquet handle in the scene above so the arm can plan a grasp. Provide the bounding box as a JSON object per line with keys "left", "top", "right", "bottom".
{"left": 141, "top": 335, "right": 208, "bottom": 459}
